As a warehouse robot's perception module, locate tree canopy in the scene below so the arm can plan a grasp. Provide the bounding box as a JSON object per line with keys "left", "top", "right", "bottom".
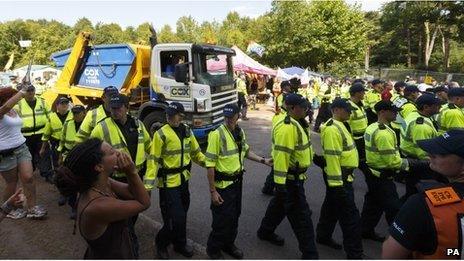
{"left": 1, "top": 0, "right": 464, "bottom": 75}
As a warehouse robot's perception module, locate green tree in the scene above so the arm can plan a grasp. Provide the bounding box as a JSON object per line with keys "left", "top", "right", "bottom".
{"left": 199, "top": 21, "right": 219, "bottom": 44}
{"left": 176, "top": 16, "right": 199, "bottom": 43}
{"left": 93, "top": 22, "right": 125, "bottom": 44}
{"left": 158, "top": 24, "right": 179, "bottom": 43}
{"left": 260, "top": 0, "right": 369, "bottom": 70}
{"left": 135, "top": 22, "right": 152, "bottom": 45}
{"left": 73, "top": 17, "right": 93, "bottom": 34}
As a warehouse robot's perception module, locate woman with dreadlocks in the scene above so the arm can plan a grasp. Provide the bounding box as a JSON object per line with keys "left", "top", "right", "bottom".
{"left": 55, "top": 138, "right": 150, "bottom": 259}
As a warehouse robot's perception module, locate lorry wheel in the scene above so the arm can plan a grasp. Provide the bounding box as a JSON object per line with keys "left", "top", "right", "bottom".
{"left": 143, "top": 111, "right": 166, "bottom": 136}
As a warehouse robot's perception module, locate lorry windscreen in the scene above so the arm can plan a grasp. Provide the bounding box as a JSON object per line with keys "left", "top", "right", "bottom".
{"left": 193, "top": 53, "right": 234, "bottom": 86}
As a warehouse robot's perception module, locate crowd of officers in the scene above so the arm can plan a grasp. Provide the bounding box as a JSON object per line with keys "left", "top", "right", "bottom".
{"left": 11, "top": 75, "right": 464, "bottom": 259}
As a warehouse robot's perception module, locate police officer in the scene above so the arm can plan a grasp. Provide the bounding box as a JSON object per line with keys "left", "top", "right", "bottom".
{"left": 314, "top": 77, "right": 333, "bottom": 132}
{"left": 58, "top": 105, "right": 86, "bottom": 162}
{"left": 391, "top": 85, "right": 420, "bottom": 143}
{"left": 274, "top": 80, "right": 292, "bottom": 118}
{"left": 90, "top": 94, "right": 151, "bottom": 258}
{"left": 258, "top": 94, "right": 318, "bottom": 259}
{"left": 144, "top": 102, "right": 205, "bottom": 259}
{"left": 75, "top": 86, "right": 118, "bottom": 143}
{"left": 205, "top": 104, "right": 271, "bottom": 259}
{"left": 315, "top": 98, "right": 362, "bottom": 259}
{"left": 261, "top": 81, "right": 293, "bottom": 196}
{"left": 57, "top": 104, "right": 86, "bottom": 219}
{"left": 364, "top": 79, "right": 384, "bottom": 124}
{"left": 391, "top": 81, "right": 407, "bottom": 102}
{"left": 400, "top": 94, "right": 445, "bottom": 201}
{"left": 347, "top": 83, "right": 368, "bottom": 159}
{"left": 39, "top": 97, "right": 72, "bottom": 182}
{"left": 236, "top": 72, "right": 249, "bottom": 121}
{"left": 382, "top": 129, "right": 464, "bottom": 259}
{"left": 437, "top": 87, "right": 464, "bottom": 133}
{"left": 433, "top": 86, "right": 449, "bottom": 105}
{"left": 15, "top": 84, "right": 51, "bottom": 176}
{"left": 361, "top": 100, "right": 408, "bottom": 242}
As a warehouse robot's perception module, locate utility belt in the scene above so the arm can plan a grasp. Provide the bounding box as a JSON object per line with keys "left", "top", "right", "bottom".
{"left": 288, "top": 167, "right": 308, "bottom": 180}
{"left": 369, "top": 166, "right": 397, "bottom": 179}
{"left": 159, "top": 161, "right": 192, "bottom": 177}
{"left": 21, "top": 125, "right": 45, "bottom": 133}
{"left": 215, "top": 170, "right": 244, "bottom": 183}
{"left": 0, "top": 143, "right": 25, "bottom": 157}
{"left": 352, "top": 132, "right": 364, "bottom": 140}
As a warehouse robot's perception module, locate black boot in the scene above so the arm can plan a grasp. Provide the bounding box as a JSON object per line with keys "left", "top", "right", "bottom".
{"left": 174, "top": 243, "right": 194, "bottom": 257}
{"left": 223, "top": 244, "right": 243, "bottom": 259}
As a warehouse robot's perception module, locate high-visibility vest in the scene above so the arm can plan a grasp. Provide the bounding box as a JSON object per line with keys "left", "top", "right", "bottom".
{"left": 57, "top": 119, "right": 80, "bottom": 159}
{"left": 144, "top": 123, "right": 205, "bottom": 189}
{"left": 75, "top": 105, "right": 108, "bottom": 143}
{"left": 364, "top": 90, "right": 382, "bottom": 111}
{"left": 348, "top": 100, "right": 368, "bottom": 139}
{"left": 321, "top": 118, "right": 358, "bottom": 187}
{"left": 413, "top": 185, "right": 464, "bottom": 259}
{"left": 400, "top": 111, "right": 438, "bottom": 159}
{"left": 90, "top": 116, "right": 151, "bottom": 178}
{"left": 15, "top": 97, "right": 50, "bottom": 136}
{"left": 437, "top": 103, "right": 464, "bottom": 134}
{"left": 205, "top": 124, "right": 250, "bottom": 189}
{"left": 236, "top": 78, "right": 247, "bottom": 95}
{"left": 42, "top": 111, "right": 72, "bottom": 142}
{"left": 364, "top": 122, "right": 408, "bottom": 177}
{"left": 272, "top": 115, "right": 313, "bottom": 185}
{"left": 391, "top": 96, "right": 417, "bottom": 130}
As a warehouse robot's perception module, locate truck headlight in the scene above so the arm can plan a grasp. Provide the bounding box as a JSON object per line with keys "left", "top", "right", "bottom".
{"left": 195, "top": 98, "right": 207, "bottom": 112}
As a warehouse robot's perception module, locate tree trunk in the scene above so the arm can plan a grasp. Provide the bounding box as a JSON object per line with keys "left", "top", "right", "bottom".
{"left": 424, "top": 21, "right": 439, "bottom": 68}
{"left": 406, "top": 28, "right": 412, "bottom": 68}
{"left": 365, "top": 46, "right": 370, "bottom": 71}
{"left": 444, "top": 36, "right": 450, "bottom": 70}
{"left": 418, "top": 33, "right": 423, "bottom": 65}
{"left": 438, "top": 26, "right": 451, "bottom": 71}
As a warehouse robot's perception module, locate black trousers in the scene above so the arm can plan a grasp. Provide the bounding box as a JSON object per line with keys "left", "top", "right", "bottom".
{"left": 25, "top": 134, "right": 42, "bottom": 170}
{"left": 237, "top": 92, "right": 247, "bottom": 111}
{"left": 41, "top": 139, "right": 59, "bottom": 179}
{"left": 258, "top": 180, "right": 319, "bottom": 259}
{"left": 316, "top": 182, "right": 363, "bottom": 259}
{"left": 262, "top": 167, "right": 275, "bottom": 192}
{"left": 314, "top": 102, "right": 332, "bottom": 131}
{"left": 207, "top": 181, "right": 242, "bottom": 252}
{"left": 360, "top": 171, "right": 401, "bottom": 235}
{"left": 156, "top": 182, "right": 190, "bottom": 249}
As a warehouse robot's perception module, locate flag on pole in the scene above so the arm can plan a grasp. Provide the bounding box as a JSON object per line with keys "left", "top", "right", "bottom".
{"left": 246, "top": 41, "right": 265, "bottom": 57}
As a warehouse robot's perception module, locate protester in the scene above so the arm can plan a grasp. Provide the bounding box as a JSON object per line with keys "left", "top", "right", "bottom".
{"left": 55, "top": 138, "right": 150, "bottom": 259}
{"left": 0, "top": 189, "right": 24, "bottom": 223}
{"left": 0, "top": 87, "right": 46, "bottom": 219}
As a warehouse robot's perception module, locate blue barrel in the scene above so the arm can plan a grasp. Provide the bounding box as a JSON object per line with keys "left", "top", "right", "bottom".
{"left": 51, "top": 44, "right": 136, "bottom": 91}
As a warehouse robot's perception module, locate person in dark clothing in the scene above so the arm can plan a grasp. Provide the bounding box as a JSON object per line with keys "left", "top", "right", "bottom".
{"left": 55, "top": 138, "right": 150, "bottom": 259}
{"left": 382, "top": 129, "right": 464, "bottom": 259}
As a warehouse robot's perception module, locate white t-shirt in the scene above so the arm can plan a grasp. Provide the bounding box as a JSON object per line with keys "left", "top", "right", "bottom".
{"left": 0, "top": 110, "right": 26, "bottom": 150}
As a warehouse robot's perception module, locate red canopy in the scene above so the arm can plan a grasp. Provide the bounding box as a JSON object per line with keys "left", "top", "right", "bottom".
{"left": 207, "top": 46, "right": 276, "bottom": 76}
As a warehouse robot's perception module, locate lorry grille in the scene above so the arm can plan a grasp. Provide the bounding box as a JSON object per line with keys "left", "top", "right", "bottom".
{"left": 211, "top": 88, "right": 237, "bottom": 124}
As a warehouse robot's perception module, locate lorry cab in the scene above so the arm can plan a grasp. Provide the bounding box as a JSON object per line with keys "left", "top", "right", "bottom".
{"left": 140, "top": 43, "right": 237, "bottom": 141}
